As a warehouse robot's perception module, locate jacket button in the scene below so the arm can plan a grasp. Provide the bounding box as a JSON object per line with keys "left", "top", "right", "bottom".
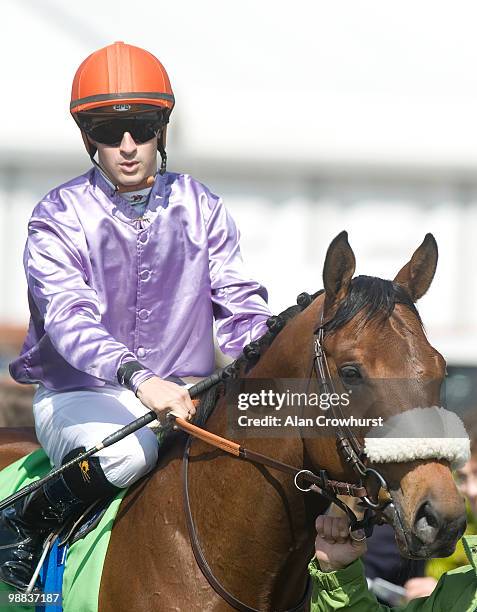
{"left": 140, "top": 270, "right": 151, "bottom": 281}
{"left": 139, "top": 232, "right": 148, "bottom": 244}
{"left": 138, "top": 309, "right": 149, "bottom": 320}
{"left": 137, "top": 347, "right": 146, "bottom": 358}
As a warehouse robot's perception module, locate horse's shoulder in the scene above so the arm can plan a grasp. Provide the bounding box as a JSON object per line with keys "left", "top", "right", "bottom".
{"left": 0, "top": 427, "right": 40, "bottom": 470}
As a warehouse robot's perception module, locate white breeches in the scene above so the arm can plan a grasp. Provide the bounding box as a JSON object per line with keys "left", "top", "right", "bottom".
{"left": 33, "top": 384, "right": 159, "bottom": 488}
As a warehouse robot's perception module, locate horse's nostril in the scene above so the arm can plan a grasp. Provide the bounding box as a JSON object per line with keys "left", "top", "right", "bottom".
{"left": 414, "top": 501, "right": 442, "bottom": 545}
{"left": 417, "top": 501, "right": 440, "bottom": 529}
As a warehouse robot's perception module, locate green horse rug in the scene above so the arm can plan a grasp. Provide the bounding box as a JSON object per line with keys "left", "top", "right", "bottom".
{"left": 0, "top": 448, "right": 127, "bottom": 612}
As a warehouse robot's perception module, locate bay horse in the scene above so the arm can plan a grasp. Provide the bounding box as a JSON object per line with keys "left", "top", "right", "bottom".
{"left": 0, "top": 231, "right": 467, "bottom": 611}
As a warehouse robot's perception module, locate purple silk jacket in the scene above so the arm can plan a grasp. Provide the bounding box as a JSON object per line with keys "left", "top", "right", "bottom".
{"left": 9, "top": 168, "right": 271, "bottom": 391}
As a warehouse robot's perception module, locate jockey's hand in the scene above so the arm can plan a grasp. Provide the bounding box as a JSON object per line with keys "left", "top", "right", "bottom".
{"left": 314, "top": 515, "right": 367, "bottom": 572}
{"left": 136, "top": 376, "right": 196, "bottom": 426}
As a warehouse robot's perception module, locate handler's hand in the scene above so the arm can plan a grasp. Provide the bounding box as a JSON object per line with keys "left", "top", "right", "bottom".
{"left": 404, "top": 577, "right": 437, "bottom": 601}
{"left": 136, "top": 376, "right": 196, "bottom": 425}
{"left": 314, "top": 515, "right": 367, "bottom": 572}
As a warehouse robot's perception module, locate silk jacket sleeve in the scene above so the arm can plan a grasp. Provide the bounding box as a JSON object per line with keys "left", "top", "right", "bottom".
{"left": 206, "top": 195, "right": 271, "bottom": 357}
{"left": 25, "top": 213, "right": 137, "bottom": 384}
{"left": 308, "top": 556, "right": 477, "bottom": 612}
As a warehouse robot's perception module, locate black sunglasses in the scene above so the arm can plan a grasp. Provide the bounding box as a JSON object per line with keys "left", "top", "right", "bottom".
{"left": 81, "top": 115, "right": 165, "bottom": 146}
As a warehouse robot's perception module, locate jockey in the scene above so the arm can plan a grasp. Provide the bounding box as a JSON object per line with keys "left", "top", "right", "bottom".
{"left": 0, "top": 41, "right": 271, "bottom": 592}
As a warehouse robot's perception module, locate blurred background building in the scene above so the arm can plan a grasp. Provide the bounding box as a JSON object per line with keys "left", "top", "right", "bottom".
{"left": 3, "top": 0, "right": 477, "bottom": 423}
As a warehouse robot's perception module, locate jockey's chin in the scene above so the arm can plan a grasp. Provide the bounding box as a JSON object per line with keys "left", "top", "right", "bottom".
{"left": 93, "top": 133, "right": 158, "bottom": 190}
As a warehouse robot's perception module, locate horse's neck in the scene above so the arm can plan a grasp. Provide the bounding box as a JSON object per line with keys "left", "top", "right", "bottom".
{"left": 187, "top": 308, "right": 326, "bottom": 606}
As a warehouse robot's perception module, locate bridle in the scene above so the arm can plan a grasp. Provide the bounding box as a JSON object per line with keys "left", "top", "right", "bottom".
{"left": 311, "top": 315, "right": 392, "bottom": 521}
{"left": 180, "top": 292, "right": 393, "bottom": 612}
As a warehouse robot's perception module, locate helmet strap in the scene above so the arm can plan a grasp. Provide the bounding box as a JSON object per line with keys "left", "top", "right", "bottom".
{"left": 90, "top": 156, "right": 116, "bottom": 187}
{"left": 82, "top": 131, "right": 97, "bottom": 158}
{"left": 157, "top": 129, "right": 167, "bottom": 175}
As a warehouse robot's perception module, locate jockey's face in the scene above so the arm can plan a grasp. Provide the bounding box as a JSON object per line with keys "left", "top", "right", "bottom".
{"left": 456, "top": 454, "right": 477, "bottom": 516}
{"left": 91, "top": 131, "right": 158, "bottom": 188}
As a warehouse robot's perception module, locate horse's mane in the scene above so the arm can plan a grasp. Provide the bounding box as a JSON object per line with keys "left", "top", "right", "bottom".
{"left": 194, "top": 276, "right": 421, "bottom": 427}
{"left": 233, "top": 294, "right": 323, "bottom": 373}
{"left": 234, "top": 276, "right": 421, "bottom": 366}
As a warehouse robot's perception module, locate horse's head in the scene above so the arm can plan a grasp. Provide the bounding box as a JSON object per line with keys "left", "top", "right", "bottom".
{"left": 267, "top": 231, "right": 467, "bottom": 558}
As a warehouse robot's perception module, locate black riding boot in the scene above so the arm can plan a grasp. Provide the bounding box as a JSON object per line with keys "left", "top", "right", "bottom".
{"left": 0, "top": 448, "right": 120, "bottom": 592}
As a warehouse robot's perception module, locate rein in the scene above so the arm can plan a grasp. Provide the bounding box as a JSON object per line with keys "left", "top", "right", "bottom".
{"left": 177, "top": 291, "right": 393, "bottom": 612}
{"left": 182, "top": 437, "right": 312, "bottom": 612}
{"left": 176, "top": 417, "right": 367, "bottom": 499}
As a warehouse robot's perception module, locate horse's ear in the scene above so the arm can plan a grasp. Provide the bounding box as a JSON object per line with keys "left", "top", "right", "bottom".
{"left": 323, "top": 231, "right": 356, "bottom": 313}
{"left": 393, "top": 233, "right": 438, "bottom": 302}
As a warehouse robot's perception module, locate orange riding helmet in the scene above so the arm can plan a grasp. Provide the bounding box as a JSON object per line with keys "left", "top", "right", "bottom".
{"left": 70, "top": 41, "right": 175, "bottom": 172}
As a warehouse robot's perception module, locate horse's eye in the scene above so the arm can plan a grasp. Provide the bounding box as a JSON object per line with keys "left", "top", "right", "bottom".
{"left": 339, "top": 366, "right": 362, "bottom": 385}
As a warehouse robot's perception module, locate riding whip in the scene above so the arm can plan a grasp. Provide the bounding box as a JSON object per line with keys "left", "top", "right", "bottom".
{"left": 0, "top": 367, "right": 232, "bottom": 512}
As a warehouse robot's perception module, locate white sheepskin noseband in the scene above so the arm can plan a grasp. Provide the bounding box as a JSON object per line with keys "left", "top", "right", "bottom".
{"left": 364, "top": 406, "right": 470, "bottom": 469}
